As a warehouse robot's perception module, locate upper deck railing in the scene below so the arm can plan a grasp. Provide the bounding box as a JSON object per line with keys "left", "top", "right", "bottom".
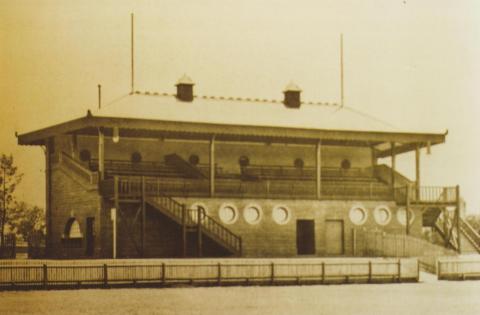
{"left": 100, "top": 176, "right": 394, "bottom": 201}
{"left": 395, "top": 185, "right": 458, "bottom": 205}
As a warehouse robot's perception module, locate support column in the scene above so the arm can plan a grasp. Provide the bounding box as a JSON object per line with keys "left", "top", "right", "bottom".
{"left": 390, "top": 142, "right": 396, "bottom": 190}
{"left": 113, "top": 176, "right": 119, "bottom": 259}
{"left": 456, "top": 185, "right": 461, "bottom": 253}
{"left": 443, "top": 207, "right": 449, "bottom": 248}
{"left": 182, "top": 205, "right": 187, "bottom": 257}
{"left": 371, "top": 146, "right": 377, "bottom": 167}
{"left": 210, "top": 135, "right": 215, "bottom": 197}
{"left": 45, "top": 138, "right": 53, "bottom": 257}
{"left": 406, "top": 184, "right": 411, "bottom": 235}
{"left": 98, "top": 128, "right": 105, "bottom": 180}
{"left": 316, "top": 140, "right": 322, "bottom": 199}
{"left": 71, "top": 133, "right": 78, "bottom": 159}
{"left": 197, "top": 206, "right": 203, "bottom": 258}
{"left": 415, "top": 145, "right": 421, "bottom": 200}
{"left": 141, "top": 176, "right": 146, "bottom": 257}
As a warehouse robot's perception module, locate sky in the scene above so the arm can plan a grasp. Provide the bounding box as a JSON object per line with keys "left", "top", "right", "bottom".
{"left": 1, "top": 0, "right": 479, "bottom": 212}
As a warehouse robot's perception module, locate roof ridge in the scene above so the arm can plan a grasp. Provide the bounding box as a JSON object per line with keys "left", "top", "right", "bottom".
{"left": 131, "top": 90, "right": 339, "bottom": 107}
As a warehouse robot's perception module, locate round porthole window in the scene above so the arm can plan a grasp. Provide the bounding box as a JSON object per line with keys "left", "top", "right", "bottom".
{"left": 397, "top": 207, "right": 415, "bottom": 226}
{"left": 243, "top": 204, "right": 262, "bottom": 224}
{"left": 373, "top": 205, "right": 392, "bottom": 225}
{"left": 219, "top": 203, "right": 238, "bottom": 224}
{"left": 349, "top": 206, "right": 368, "bottom": 225}
{"left": 189, "top": 154, "right": 200, "bottom": 165}
{"left": 131, "top": 151, "right": 142, "bottom": 163}
{"left": 341, "top": 159, "right": 351, "bottom": 170}
{"left": 272, "top": 205, "right": 291, "bottom": 225}
{"left": 189, "top": 202, "right": 208, "bottom": 223}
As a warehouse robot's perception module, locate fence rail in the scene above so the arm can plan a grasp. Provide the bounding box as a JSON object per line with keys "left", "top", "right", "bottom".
{"left": 438, "top": 257, "right": 480, "bottom": 280}
{"left": 0, "top": 258, "right": 418, "bottom": 289}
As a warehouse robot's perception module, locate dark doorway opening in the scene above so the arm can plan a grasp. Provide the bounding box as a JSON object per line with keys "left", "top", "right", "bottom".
{"left": 86, "top": 217, "right": 95, "bottom": 256}
{"left": 297, "top": 220, "right": 315, "bottom": 255}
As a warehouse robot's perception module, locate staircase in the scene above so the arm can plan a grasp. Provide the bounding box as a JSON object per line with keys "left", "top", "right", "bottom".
{"left": 459, "top": 218, "right": 480, "bottom": 253}
{"left": 146, "top": 194, "right": 242, "bottom": 256}
{"left": 164, "top": 153, "right": 207, "bottom": 179}
{"left": 423, "top": 206, "right": 480, "bottom": 254}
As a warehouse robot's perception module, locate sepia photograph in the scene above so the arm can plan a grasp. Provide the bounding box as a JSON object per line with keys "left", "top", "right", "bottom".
{"left": 1, "top": 1, "right": 480, "bottom": 314}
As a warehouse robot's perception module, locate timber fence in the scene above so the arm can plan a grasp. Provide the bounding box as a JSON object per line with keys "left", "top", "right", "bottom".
{"left": 437, "top": 256, "right": 480, "bottom": 280}
{"left": 0, "top": 257, "right": 418, "bottom": 290}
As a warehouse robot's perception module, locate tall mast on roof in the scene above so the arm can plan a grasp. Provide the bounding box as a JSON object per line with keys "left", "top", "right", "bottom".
{"left": 131, "top": 13, "right": 135, "bottom": 94}
{"left": 340, "top": 33, "right": 344, "bottom": 108}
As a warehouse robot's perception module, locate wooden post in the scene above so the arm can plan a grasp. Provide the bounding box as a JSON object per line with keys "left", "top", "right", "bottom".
{"left": 103, "top": 264, "right": 108, "bottom": 287}
{"left": 352, "top": 228, "right": 357, "bottom": 256}
{"left": 210, "top": 135, "right": 215, "bottom": 197}
{"left": 368, "top": 261, "right": 372, "bottom": 283}
{"left": 161, "top": 262, "right": 166, "bottom": 284}
{"left": 98, "top": 128, "right": 105, "bottom": 180}
{"left": 182, "top": 205, "right": 187, "bottom": 258}
{"left": 406, "top": 184, "right": 411, "bottom": 235}
{"left": 270, "top": 262, "right": 275, "bottom": 284}
{"left": 456, "top": 185, "right": 461, "bottom": 253}
{"left": 443, "top": 207, "right": 449, "bottom": 248}
{"left": 43, "top": 264, "right": 48, "bottom": 289}
{"left": 371, "top": 146, "right": 377, "bottom": 167}
{"left": 45, "top": 139, "right": 53, "bottom": 257}
{"left": 415, "top": 145, "right": 421, "bottom": 200}
{"left": 390, "top": 142, "right": 396, "bottom": 190}
{"left": 321, "top": 262, "right": 325, "bottom": 283}
{"left": 217, "top": 262, "right": 222, "bottom": 285}
{"left": 316, "top": 140, "right": 322, "bottom": 199}
{"left": 113, "top": 176, "right": 119, "bottom": 259}
{"left": 141, "top": 176, "right": 146, "bottom": 257}
{"left": 397, "top": 259, "right": 402, "bottom": 282}
{"left": 71, "top": 133, "right": 78, "bottom": 159}
{"left": 197, "top": 206, "right": 203, "bottom": 258}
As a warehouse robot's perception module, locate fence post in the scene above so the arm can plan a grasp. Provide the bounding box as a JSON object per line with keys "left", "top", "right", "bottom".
{"left": 217, "top": 262, "right": 222, "bottom": 285}
{"left": 162, "top": 263, "right": 166, "bottom": 285}
{"left": 368, "top": 261, "right": 372, "bottom": 283}
{"left": 271, "top": 262, "right": 275, "bottom": 284}
{"left": 43, "top": 264, "right": 48, "bottom": 289}
{"left": 103, "top": 264, "right": 108, "bottom": 287}
{"left": 321, "top": 262, "right": 325, "bottom": 283}
{"left": 397, "top": 259, "right": 401, "bottom": 282}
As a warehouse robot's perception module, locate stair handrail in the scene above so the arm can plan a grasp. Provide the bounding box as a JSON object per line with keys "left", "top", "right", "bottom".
{"left": 59, "top": 151, "right": 98, "bottom": 185}
{"left": 460, "top": 217, "right": 480, "bottom": 244}
{"left": 197, "top": 206, "right": 242, "bottom": 253}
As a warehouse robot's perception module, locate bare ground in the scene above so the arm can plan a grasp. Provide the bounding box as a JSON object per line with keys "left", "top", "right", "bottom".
{"left": 1, "top": 273, "right": 479, "bottom": 315}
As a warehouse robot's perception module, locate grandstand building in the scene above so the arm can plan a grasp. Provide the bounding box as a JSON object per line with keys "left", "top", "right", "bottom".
{"left": 17, "top": 76, "right": 478, "bottom": 258}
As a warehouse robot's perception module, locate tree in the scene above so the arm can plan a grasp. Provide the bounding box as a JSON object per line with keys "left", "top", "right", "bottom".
{"left": 0, "top": 154, "right": 23, "bottom": 248}
{"left": 8, "top": 202, "right": 45, "bottom": 242}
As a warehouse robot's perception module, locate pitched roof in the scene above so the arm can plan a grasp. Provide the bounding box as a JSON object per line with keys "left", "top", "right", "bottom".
{"left": 91, "top": 92, "right": 399, "bottom": 134}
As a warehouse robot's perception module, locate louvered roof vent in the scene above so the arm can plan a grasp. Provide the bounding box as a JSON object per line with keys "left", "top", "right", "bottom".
{"left": 283, "top": 82, "right": 302, "bottom": 108}
{"left": 176, "top": 74, "right": 195, "bottom": 102}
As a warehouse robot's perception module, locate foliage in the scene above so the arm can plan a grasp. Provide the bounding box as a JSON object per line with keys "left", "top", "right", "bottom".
{"left": 8, "top": 201, "right": 45, "bottom": 242}
{"left": 0, "top": 154, "right": 23, "bottom": 247}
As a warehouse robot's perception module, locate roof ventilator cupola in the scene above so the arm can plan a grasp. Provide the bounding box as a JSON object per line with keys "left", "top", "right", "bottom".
{"left": 176, "top": 74, "right": 195, "bottom": 102}
{"left": 283, "top": 82, "right": 302, "bottom": 108}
